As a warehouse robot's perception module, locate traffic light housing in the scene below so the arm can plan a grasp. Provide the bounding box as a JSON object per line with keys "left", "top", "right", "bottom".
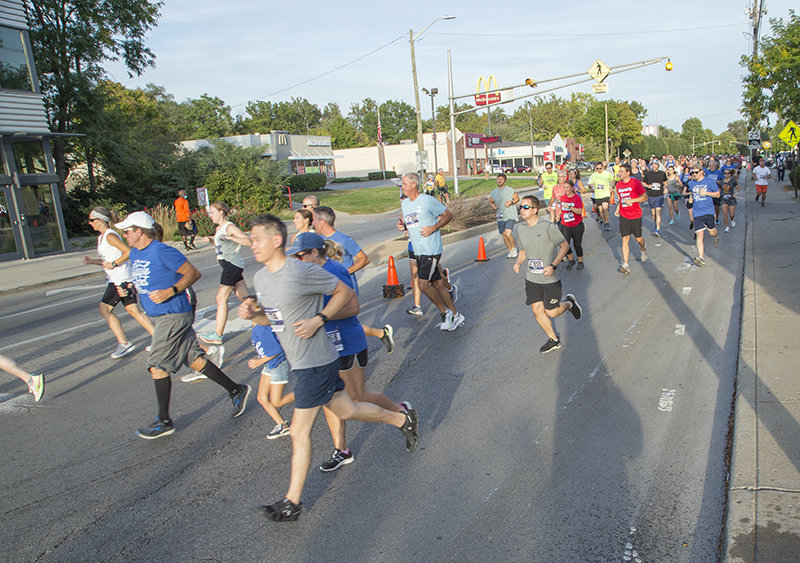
{"left": 525, "top": 78, "right": 537, "bottom": 88}
{"left": 665, "top": 59, "right": 673, "bottom": 71}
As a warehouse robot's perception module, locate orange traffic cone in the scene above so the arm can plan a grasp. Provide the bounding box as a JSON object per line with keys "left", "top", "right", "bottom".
{"left": 382, "top": 256, "right": 404, "bottom": 298}
{"left": 475, "top": 237, "right": 489, "bottom": 262}
{"left": 582, "top": 204, "right": 587, "bottom": 218}
{"left": 610, "top": 190, "right": 616, "bottom": 205}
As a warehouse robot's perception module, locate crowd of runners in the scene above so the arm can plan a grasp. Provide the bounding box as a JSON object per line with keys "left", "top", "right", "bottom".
{"left": 2, "top": 151, "right": 775, "bottom": 524}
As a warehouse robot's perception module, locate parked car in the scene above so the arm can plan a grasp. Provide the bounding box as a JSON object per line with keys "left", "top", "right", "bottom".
{"left": 575, "top": 161, "right": 593, "bottom": 171}
{"left": 478, "top": 164, "right": 505, "bottom": 174}
{"left": 506, "top": 165, "right": 532, "bottom": 173}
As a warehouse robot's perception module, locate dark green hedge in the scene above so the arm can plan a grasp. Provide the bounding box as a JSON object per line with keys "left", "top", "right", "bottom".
{"left": 286, "top": 172, "right": 327, "bottom": 192}
{"left": 367, "top": 170, "right": 397, "bottom": 180}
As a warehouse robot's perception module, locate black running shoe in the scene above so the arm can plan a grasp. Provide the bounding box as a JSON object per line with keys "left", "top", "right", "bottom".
{"left": 230, "top": 384, "right": 251, "bottom": 418}
{"left": 539, "top": 338, "right": 562, "bottom": 354}
{"left": 399, "top": 409, "right": 419, "bottom": 452}
{"left": 319, "top": 449, "right": 354, "bottom": 472}
{"left": 565, "top": 294, "right": 582, "bottom": 320}
{"left": 256, "top": 498, "right": 302, "bottom": 522}
{"left": 136, "top": 417, "right": 174, "bottom": 439}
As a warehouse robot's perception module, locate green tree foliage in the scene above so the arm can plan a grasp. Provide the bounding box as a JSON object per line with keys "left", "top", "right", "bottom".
{"left": 174, "top": 94, "right": 235, "bottom": 140}
{"left": 25, "top": 0, "right": 162, "bottom": 202}
{"left": 241, "top": 97, "right": 322, "bottom": 136}
{"left": 575, "top": 99, "right": 644, "bottom": 157}
{"left": 741, "top": 10, "right": 800, "bottom": 125}
{"left": 348, "top": 98, "right": 416, "bottom": 144}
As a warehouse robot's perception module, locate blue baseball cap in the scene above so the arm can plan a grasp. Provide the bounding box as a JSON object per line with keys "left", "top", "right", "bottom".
{"left": 286, "top": 232, "right": 325, "bottom": 256}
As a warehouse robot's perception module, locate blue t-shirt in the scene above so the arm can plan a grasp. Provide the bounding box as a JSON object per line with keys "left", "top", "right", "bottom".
{"left": 401, "top": 194, "right": 447, "bottom": 256}
{"left": 704, "top": 168, "right": 724, "bottom": 193}
{"left": 323, "top": 230, "right": 362, "bottom": 293}
{"left": 251, "top": 323, "right": 286, "bottom": 370}
{"left": 129, "top": 240, "right": 192, "bottom": 317}
{"left": 322, "top": 259, "right": 367, "bottom": 357}
{"left": 688, "top": 179, "right": 717, "bottom": 217}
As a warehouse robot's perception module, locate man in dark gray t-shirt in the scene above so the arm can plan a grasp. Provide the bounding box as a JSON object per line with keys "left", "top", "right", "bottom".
{"left": 239, "top": 214, "right": 419, "bottom": 523}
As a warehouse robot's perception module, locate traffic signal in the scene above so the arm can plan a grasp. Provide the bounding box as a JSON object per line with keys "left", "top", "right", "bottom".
{"left": 525, "top": 78, "right": 537, "bottom": 88}
{"left": 665, "top": 59, "right": 673, "bottom": 71}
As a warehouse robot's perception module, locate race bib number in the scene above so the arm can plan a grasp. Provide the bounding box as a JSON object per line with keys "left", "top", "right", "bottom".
{"left": 404, "top": 212, "right": 420, "bottom": 229}
{"left": 263, "top": 307, "right": 285, "bottom": 332}
{"left": 652, "top": 182, "right": 661, "bottom": 190}
{"left": 326, "top": 329, "right": 344, "bottom": 352}
{"left": 562, "top": 211, "right": 575, "bottom": 223}
{"left": 214, "top": 245, "right": 223, "bottom": 256}
{"left": 496, "top": 211, "right": 504, "bottom": 220}
{"left": 528, "top": 259, "right": 545, "bottom": 274}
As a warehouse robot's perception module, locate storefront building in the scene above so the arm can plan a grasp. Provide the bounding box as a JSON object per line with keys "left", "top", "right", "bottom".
{"left": 0, "top": 1, "right": 69, "bottom": 262}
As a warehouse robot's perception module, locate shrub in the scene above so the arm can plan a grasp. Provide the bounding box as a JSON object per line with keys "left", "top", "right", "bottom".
{"left": 367, "top": 170, "right": 397, "bottom": 180}
{"left": 286, "top": 173, "right": 327, "bottom": 192}
{"left": 146, "top": 203, "right": 178, "bottom": 242}
{"left": 441, "top": 196, "right": 495, "bottom": 234}
{"left": 331, "top": 176, "right": 362, "bottom": 183}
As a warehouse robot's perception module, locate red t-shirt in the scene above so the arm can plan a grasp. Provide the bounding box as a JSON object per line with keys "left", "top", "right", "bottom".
{"left": 616, "top": 178, "right": 646, "bottom": 219}
{"left": 558, "top": 193, "right": 584, "bottom": 227}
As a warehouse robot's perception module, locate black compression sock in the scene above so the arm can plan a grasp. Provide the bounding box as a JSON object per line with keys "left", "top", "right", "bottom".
{"left": 154, "top": 377, "right": 171, "bottom": 420}
{"left": 200, "top": 360, "right": 239, "bottom": 394}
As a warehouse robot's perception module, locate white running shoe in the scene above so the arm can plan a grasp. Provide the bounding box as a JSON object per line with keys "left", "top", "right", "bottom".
{"left": 731, "top": 220, "right": 736, "bottom": 227}
{"left": 180, "top": 371, "right": 208, "bottom": 383}
{"left": 446, "top": 311, "right": 465, "bottom": 331}
{"left": 439, "top": 310, "right": 454, "bottom": 331}
{"left": 724, "top": 227, "right": 730, "bottom": 233}
{"left": 111, "top": 342, "right": 135, "bottom": 359}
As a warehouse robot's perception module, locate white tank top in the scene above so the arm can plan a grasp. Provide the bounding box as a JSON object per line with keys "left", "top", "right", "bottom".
{"left": 214, "top": 220, "right": 245, "bottom": 268}
{"left": 97, "top": 229, "right": 132, "bottom": 284}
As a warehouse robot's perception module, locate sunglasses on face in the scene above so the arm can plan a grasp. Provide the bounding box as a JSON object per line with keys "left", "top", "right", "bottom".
{"left": 519, "top": 204, "right": 534, "bottom": 210}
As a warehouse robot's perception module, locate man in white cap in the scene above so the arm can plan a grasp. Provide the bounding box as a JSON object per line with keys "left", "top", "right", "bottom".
{"left": 116, "top": 211, "right": 251, "bottom": 439}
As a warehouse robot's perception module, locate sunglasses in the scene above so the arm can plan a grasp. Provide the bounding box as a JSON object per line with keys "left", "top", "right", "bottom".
{"left": 519, "top": 204, "right": 534, "bottom": 210}
{"left": 691, "top": 170, "right": 701, "bottom": 174}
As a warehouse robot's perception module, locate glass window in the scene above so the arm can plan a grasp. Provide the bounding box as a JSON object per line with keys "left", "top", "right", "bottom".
{"left": 13, "top": 141, "right": 48, "bottom": 174}
{"left": 22, "top": 185, "right": 61, "bottom": 254}
{"left": 0, "top": 188, "right": 19, "bottom": 255}
{"left": 0, "top": 27, "right": 33, "bottom": 91}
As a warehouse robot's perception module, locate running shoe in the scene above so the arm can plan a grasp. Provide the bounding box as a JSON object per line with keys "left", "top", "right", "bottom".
{"left": 206, "top": 345, "right": 225, "bottom": 368}
{"left": 565, "top": 294, "right": 582, "bottom": 320}
{"left": 669, "top": 219, "right": 674, "bottom": 225}
{"left": 761, "top": 202, "right": 765, "bottom": 207}
{"left": 399, "top": 409, "right": 419, "bottom": 452}
{"left": 29, "top": 374, "right": 44, "bottom": 402}
{"left": 676, "top": 212, "right": 680, "bottom": 219}
{"left": 724, "top": 227, "right": 730, "bottom": 233}
{"left": 510, "top": 248, "right": 518, "bottom": 258}
{"left": 619, "top": 263, "right": 630, "bottom": 274}
{"left": 180, "top": 371, "right": 207, "bottom": 383}
{"left": 111, "top": 342, "right": 135, "bottom": 359}
{"left": 654, "top": 230, "right": 660, "bottom": 237}
{"left": 689, "top": 221, "right": 694, "bottom": 230}
{"left": 446, "top": 311, "right": 465, "bottom": 332}
{"left": 693, "top": 256, "right": 706, "bottom": 267}
{"left": 506, "top": 250, "right": 515, "bottom": 259}
{"left": 576, "top": 262, "right": 584, "bottom": 270}
{"left": 319, "top": 449, "right": 354, "bottom": 472}
{"left": 641, "top": 250, "right": 648, "bottom": 263}
{"left": 380, "top": 325, "right": 395, "bottom": 354}
{"left": 566, "top": 259, "right": 575, "bottom": 271}
{"left": 439, "top": 310, "right": 453, "bottom": 331}
{"left": 731, "top": 220, "right": 736, "bottom": 227}
{"left": 448, "top": 283, "right": 459, "bottom": 304}
{"left": 256, "top": 498, "right": 302, "bottom": 522}
{"left": 755, "top": 194, "right": 759, "bottom": 202}
{"left": 136, "top": 417, "right": 174, "bottom": 439}
{"left": 442, "top": 267, "right": 450, "bottom": 280}
{"left": 145, "top": 345, "right": 152, "bottom": 352}
{"left": 406, "top": 306, "right": 424, "bottom": 316}
{"left": 267, "top": 422, "right": 290, "bottom": 440}
{"left": 198, "top": 331, "right": 223, "bottom": 345}
{"left": 230, "top": 384, "right": 251, "bottom": 418}
{"left": 714, "top": 235, "right": 720, "bottom": 247}
{"left": 539, "top": 338, "right": 562, "bottom": 354}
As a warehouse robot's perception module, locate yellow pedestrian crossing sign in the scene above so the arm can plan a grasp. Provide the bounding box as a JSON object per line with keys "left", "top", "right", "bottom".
{"left": 779, "top": 120, "right": 799, "bottom": 148}
{"left": 588, "top": 59, "right": 611, "bottom": 83}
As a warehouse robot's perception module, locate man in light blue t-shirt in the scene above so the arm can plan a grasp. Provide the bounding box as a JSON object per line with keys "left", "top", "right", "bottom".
{"left": 488, "top": 173, "right": 520, "bottom": 258}
{"left": 398, "top": 172, "right": 464, "bottom": 332}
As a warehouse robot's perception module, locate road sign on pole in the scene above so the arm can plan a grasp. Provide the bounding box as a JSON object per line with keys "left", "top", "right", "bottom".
{"left": 778, "top": 120, "right": 799, "bottom": 148}
{"left": 592, "top": 83, "right": 608, "bottom": 94}
{"left": 588, "top": 59, "right": 610, "bottom": 83}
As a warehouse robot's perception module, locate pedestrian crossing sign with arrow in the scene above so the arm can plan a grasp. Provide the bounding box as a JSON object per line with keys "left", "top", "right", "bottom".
{"left": 778, "top": 120, "right": 799, "bottom": 148}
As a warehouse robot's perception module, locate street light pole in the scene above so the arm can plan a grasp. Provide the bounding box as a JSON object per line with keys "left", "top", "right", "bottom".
{"left": 410, "top": 16, "right": 454, "bottom": 174}
{"left": 423, "top": 87, "right": 439, "bottom": 172}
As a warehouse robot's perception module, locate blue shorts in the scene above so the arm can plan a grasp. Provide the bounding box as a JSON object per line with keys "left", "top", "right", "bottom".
{"left": 261, "top": 359, "right": 290, "bottom": 385}
{"left": 497, "top": 218, "right": 516, "bottom": 234}
{"left": 694, "top": 214, "right": 716, "bottom": 232}
{"left": 648, "top": 196, "right": 664, "bottom": 209}
{"left": 292, "top": 359, "right": 345, "bottom": 409}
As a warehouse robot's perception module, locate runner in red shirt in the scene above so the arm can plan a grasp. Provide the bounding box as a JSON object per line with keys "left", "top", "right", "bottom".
{"left": 614, "top": 163, "right": 648, "bottom": 274}
{"left": 556, "top": 180, "right": 585, "bottom": 270}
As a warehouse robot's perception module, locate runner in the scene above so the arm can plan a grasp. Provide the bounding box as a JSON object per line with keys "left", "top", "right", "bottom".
{"left": 116, "top": 211, "right": 251, "bottom": 439}
{"left": 434, "top": 168, "right": 450, "bottom": 204}
{"left": 719, "top": 167, "right": 740, "bottom": 232}
{"left": 538, "top": 162, "right": 558, "bottom": 208}
{"left": 198, "top": 202, "right": 251, "bottom": 346}
{"left": 704, "top": 158, "right": 724, "bottom": 220}
{"left": 664, "top": 166, "right": 683, "bottom": 225}
{"left": 687, "top": 167, "right": 721, "bottom": 266}
{"left": 301, "top": 195, "right": 320, "bottom": 210}
{"left": 614, "top": 163, "right": 649, "bottom": 274}
{"left": 291, "top": 208, "right": 313, "bottom": 244}
{"left": 642, "top": 160, "right": 668, "bottom": 237}
{"left": 588, "top": 161, "right": 614, "bottom": 231}
{"left": 0, "top": 354, "right": 44, "bottom": 402}
{"left": 82, "top": 206, "right": 154, "bottom": 359}
{"left": 548, "top": 170, "right": 568, "bottom": 223}
{"left": 241, "top": 214, "right": 418, "bottom": 522}
{"left": 488, "top": 173, "right": 519, "bottom": 258}
{"left": 397, "top": 173, "right": 464, "bottom": 331}
{"left": 752, "top": 157, "right": 771, "bottom": 207}
{"left": 513, "top": 195, "right": 582, "bottom": 353}
{"left": 286, "top": 232, "right": 407, "bottom": 472}
{"left": 174, "top": 190, "right": 197, "bottom": 251}
{"left": 556, "top": 180, "right": 585, "bottom": 270}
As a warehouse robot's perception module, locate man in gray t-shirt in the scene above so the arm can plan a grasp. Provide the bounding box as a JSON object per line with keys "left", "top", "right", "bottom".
{"left": 513, "top": 195, "right": 582, "bottom": 354}
{"left": 238, "top": 214, "right": 419, "bottom": 523}
{"left": 488, "top": 173, "right": 520, "bottom": 259}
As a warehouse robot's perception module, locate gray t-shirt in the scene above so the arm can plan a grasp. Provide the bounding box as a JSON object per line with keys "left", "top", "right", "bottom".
{"left": 516, "top": 219, "right": 566, "bottom": 284}
{"left": 252, "top": 258, "right": 340, "bottom": 370}
{"left": 490, "top": 186, "right": 519, "bottom": 222}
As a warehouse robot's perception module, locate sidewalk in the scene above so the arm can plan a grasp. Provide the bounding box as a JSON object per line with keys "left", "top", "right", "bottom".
{"left": 723, "top": 176, "right": 800, "bottom": 561}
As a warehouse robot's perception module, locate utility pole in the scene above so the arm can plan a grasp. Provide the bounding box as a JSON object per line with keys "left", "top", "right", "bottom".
{"left": 604, "top": 103, "right": 609, "bottom": 162}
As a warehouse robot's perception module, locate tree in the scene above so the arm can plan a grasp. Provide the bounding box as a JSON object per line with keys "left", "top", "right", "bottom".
{"left": 175, "top": 94, "right": 234, "bottom": 140}
{"left": 25, "top": 0, "right": 162, "bottom": 203}
{"left": 575, "top": 99, "right": 644, "bottom": 156}
{"left": 741, "top": 10, "right": 800, "bottom": 125}
{"left": 241, "top": 97, "right": 321, "bottom": 136}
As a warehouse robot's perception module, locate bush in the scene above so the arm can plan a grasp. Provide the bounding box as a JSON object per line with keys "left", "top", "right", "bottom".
{"left": 331, "top": 176, "right": 362, "bottom": 183}
{"left": 286, "top": 173, "right": 327, "bottom": 192}
{"left": 441, "top": 196, "right": 495, "bottom": 234}
{"left": 790, "top": 165, "right": 800, "bottom": 188}
{"left": 367, "top": 171, "right": 397, "bottom": 180}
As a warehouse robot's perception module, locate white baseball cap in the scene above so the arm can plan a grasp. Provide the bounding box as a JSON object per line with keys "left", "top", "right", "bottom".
{"left": 115, "top": 211, "right": 155, "bottom": 230}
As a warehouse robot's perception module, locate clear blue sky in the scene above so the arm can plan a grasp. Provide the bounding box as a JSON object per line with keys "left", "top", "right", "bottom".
{"left": 104, "top": 0, "right": 795, "bottom": 136}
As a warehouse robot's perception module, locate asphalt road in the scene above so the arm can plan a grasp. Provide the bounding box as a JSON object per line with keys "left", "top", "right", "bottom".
{"left": 0, "top": 206, "right": 745, "bottom": 562}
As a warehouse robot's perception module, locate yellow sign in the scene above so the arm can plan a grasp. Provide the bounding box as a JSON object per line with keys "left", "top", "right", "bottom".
{"left": 592, "top": 83, "right": 608, "bottom": 94}
{"left": 475, "top": 75, "right": 500, "bottom": 106}
{"left": 588, "top": 59, "right": 610, "bottom": 83}
{"left": 779, "top": 120, "right": 799, "bottom": 148}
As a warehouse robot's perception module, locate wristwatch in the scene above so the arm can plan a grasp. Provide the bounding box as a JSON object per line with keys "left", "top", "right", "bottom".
{"left": 171, "top": 285, "right": 179, "bottom": 295}
{"left": 549, "top": 263, "right": 558, "bottom": 270}
{"left": 316, "top": 313, "right": 329, "bottom": 324}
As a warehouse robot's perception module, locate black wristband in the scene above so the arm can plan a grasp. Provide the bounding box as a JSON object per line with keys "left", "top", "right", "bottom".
{"left": 550, "top": 263, "right": 557, "bottom": 270}
{"left": 171, "top": 285, "right": 179, "bottom": 295}
{"left": 316, "top": 313, "right": 328, "bottom": 324}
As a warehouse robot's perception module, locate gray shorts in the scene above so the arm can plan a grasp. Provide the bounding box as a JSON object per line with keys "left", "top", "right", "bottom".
{"left": 261, "top": 359, "right": 290, "bottom": 385}
{"left": 148, "top": 312, "right": 205, "bottom": 375}
{"left": 497, "top": 218, "right": 516, "bottom": 234}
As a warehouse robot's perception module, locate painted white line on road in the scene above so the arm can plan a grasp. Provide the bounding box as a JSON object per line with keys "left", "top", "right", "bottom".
{"left": 0, "top": 320, "right": 105, "bottom": 353}
{"left": 675, "top": 324, "right": 685, "bottom": 336}
{"left": 46, "top": 283, "right": 106, "bottom": 296}
{"left": 0, "top": 293, "right": 100, "bottom": 321}
{"left": 682, "top": 287, "right": 692, "bottom": 296}
{"left": 659, "top": 389, "right": 676, "bottom": 412}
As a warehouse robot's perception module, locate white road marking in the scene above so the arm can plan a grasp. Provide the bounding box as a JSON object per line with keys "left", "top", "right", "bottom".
{"left": 0, "top": 293, "right": 100, "bottom": 321}
{"left": 659, "top": 389, "right": 676, "bottom": 412}
{"left": 45, "top": 284, "right": 106, "bottom": 296}
{"left": 675, "top": 324, "right": 686, "bottom": 336}
{"left": 0, "top": 320, "right": 105, "bottom": 352}
{"left": 682, "top": 287, "right": 692, "bottom": 296}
